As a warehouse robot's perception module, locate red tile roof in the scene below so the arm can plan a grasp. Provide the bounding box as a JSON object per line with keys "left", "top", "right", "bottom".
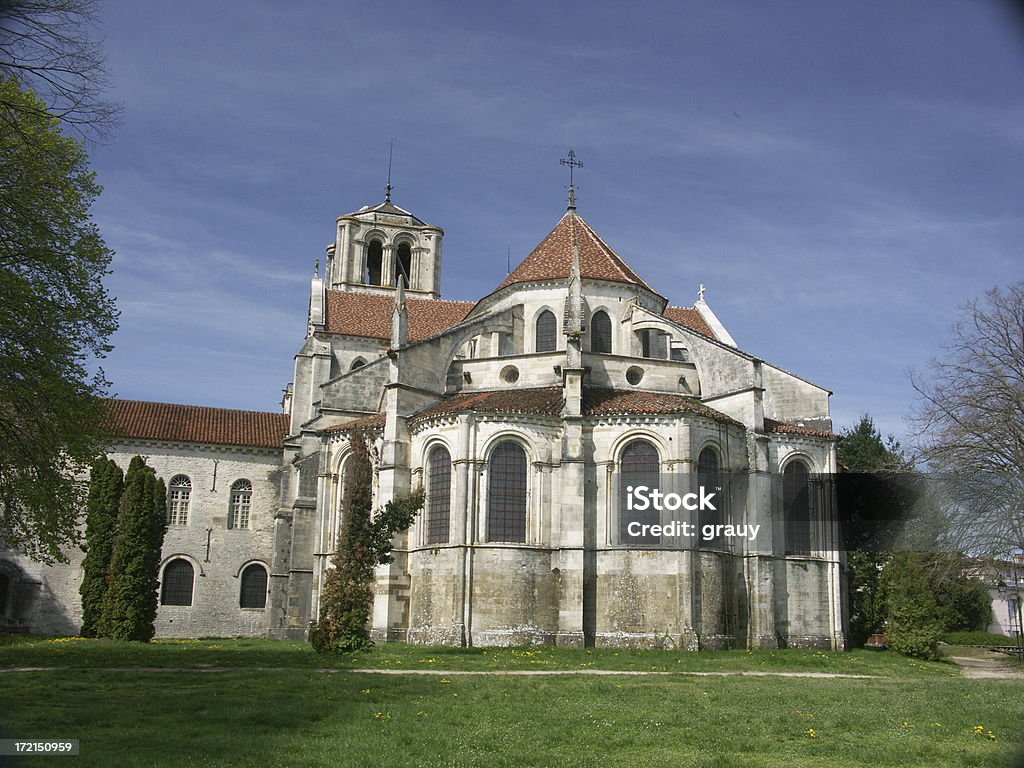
{"left": 582, "top": 388, "right": 742, "bottom": 425}
{"left": 104, "top": 399, "right": 288, "bottom": 448}
{"left": 324, "top": 291, "right": 473, "bottom": 342}
{"left": 663, "top": 306, "right": 716, "bottom": 338}
{"left": 410, "top": 388, "right": 566, "bottom": 424}
{"left": 764, "top": 418, "right": 836, "bottom": 439}
{"left": 321, "top": 413, "right": 387, "bottom": 434}
{"left": 496, "top": 212, "right": 657, "bottom": 293}
{"left": 407, "top": 387, "right": 741, "bottom": 427}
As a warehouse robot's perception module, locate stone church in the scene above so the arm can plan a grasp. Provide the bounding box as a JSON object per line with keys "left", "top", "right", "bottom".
{"left": 0, "top": 179, "right": 845, "bottom": 650}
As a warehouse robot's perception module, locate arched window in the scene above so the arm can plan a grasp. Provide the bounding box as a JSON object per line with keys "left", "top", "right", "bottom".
{"left": 160, "top": 559, "right": 194, "bottom": 606}
{"left": 487, "top": 442, "right": 527, "bottom": 543}
{"left": 426, "top": 445, "right": 452, "bottom": 545}
{"left": 229, "top": 480, "right": 252, "bottom": 530}
{"left": 395, "top": 242, "right": 412, "bottom": 287}
{"left": 167, "top": 475, "right": 191, "bottom": 526}
{"left": 697, "top": 447, "right": 723, "bottom": 548}
{"left": 591, "top": 310, "right": 612, "bottom": 354}
{"left": 350, "top": 357, "right": 367, "bottom": 371}
{"left": 784, "top": 460, "right": 812, "bottom": 555}
{"left": 239, "top": 563, "right": 268, "bottom": 609}
{"left": 619, "top": 439, "right": 660, "bottom": 545}
{"left": 535, "top": 310, "right": 557, "bottom": 353}
{"left": 365, "top": 239, "right": 383, "bottom": 285}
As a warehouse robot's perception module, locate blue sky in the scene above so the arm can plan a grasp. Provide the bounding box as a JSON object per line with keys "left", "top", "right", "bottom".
{"left": 88, "top": 0, "right": 1023, "bottom": 442}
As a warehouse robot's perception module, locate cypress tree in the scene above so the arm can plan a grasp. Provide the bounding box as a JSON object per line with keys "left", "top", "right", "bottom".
{"left": 79, "top": 457, "right": 123, "bottom": 637}
{"left": 100, "top": 456, "right": 168, "bottom": 641}
{"left": 311, "top": 432, "right": 423, "bottom": 653}
{"left": 882, "top": 552, "right": 942, "bottom": 660}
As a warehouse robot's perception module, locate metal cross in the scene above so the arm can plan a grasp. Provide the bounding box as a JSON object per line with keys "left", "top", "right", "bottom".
{"left": 560, "top": 149, "right": 583, "bottom": 187}
{"left": 560, "top": 149, "right": 583, "bottom": 209}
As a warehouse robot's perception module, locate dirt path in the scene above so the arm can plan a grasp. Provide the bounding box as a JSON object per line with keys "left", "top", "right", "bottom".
{"left": 0, "top": 666, "right": 880, "bottom": 679}
{"left": 944, "top": 648, "right": 1024, "bottom": 680}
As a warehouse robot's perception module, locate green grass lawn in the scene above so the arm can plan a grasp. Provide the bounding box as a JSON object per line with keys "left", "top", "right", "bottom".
{"left": 1, "top": 637, "right": 1022, "bottom": 767}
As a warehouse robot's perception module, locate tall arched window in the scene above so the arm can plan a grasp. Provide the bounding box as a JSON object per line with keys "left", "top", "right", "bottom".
{"left": 426, "top": 445, "right": 452, "bottom": 545}
{"left": 697, "top": 447, "right": 723, "bottom": 548}
{"left": 167, "top": 475, "right": 191, "bottom": 526}
{"left": 365, "top": 239, "right": 383, "bottom": 285}
{"left": 591, "top": 310, "right": 612, "bottom": 354}
{"left": 783, "top": 460, "right": 811, "bottom": 555}
{"left": 229, "top": 480, "right": 252, "bottom": 530}
{"left": 619, "top": 439, "right": 660, "bottom": 545}
{"left": 239, "top": 563, "right": 268, "bottom": 609}
{"left": 395, "top": 242, "right": 412, "bottom": 287}
{"left": 487, "top": 442, "right": 527, "bottom": 543}
{"left": 160, "top": 559, "right": 194, "bottom": 606}
{"left": 535, "top": 310, "right": 557, "bottom": 353}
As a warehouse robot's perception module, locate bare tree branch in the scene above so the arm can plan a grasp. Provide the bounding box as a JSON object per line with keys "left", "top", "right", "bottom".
{"left": 0, "top": 0, "right": 121, "bottom": 141}
{"left": 908, "top": 281, "right": 1024, "bottom": 559}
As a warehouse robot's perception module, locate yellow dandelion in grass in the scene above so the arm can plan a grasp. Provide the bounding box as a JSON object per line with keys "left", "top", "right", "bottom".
{"left": 360, "top": 689, "right": 371, "bottom": 695}
{"left": 931, "top": 723, "right": 942, "bottom": 729}
{"left": 988, "top": 731, "right": 996, "bottom": 741}
{"left": 974, "top": 725, "right": 986, "bottom": 735}
{"left": 806, "top": 728, "right": 817, "bottom": 739}
{"left": 440, "top": 678, "right": 452, "bottom": 684}
{"left": 901, "top": 721, "right": 913, "bottom": 730}
{"left": 416, "top": 711, "right": 428, "bottom": 717}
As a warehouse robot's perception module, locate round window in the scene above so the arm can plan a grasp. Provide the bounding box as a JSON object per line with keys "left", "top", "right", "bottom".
{"left": 626, "top": 366, "right": 644, "bottom": 386}
{"left": 500, "top": 365, "right": 520, "bottom": 384}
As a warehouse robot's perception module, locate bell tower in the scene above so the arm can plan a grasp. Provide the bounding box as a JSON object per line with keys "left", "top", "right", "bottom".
{"left": 325, "top": 187, "right": 444, "bottom": 300}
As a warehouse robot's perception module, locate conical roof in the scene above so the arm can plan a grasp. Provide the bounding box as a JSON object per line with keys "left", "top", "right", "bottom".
{"left": 496, "top": 211, "right": 658, "bottom": 294}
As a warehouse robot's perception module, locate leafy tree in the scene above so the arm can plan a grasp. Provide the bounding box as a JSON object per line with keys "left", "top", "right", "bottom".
{"left": 0, "top": 76, "right": 117, "bottom": 563}
{"left": 0, "top": 0, "right": 120, "bottom": 140}
{"left": 922, "top": 553, "right": 991, "bottom": 632}
{"left": 881, "top": 552, "right": 942, "bottom": 660}
{"left": 311, "top": 432, "right": 424, "bottom": 653}
{"left": 78, "top": 456, "right": 122, "bottom": 637}
{"left": 910, "top": 281, "right": 1024, "bottom": 557}
{"left": 99, "top": 456, "right": 167, "bottom": 642}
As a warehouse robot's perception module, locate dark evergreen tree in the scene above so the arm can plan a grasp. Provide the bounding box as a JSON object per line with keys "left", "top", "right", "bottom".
{"left": 78, "top": 457, "right": 123, "bottom": 637}
{"left": 881, "top": 552, "right": 943, "bottom": 660}
{"left": 311, "top": 432, "right": 423, "bottom": 653}
{"left": 837, "top": 415, "right": 910, "bottom": 647}
{"left": 99, "top": 456, "right": 167, "bottom": 641}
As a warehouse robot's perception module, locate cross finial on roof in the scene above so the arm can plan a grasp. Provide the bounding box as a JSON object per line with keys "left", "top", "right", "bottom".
{"left": 384, "top": 139, "right": 394, "bottom": 203}
{"left": 560, "top": 149, "right": 583, "bottom": 210}
{"left": 698, "top": 283, "right": 706, "bottom": 302}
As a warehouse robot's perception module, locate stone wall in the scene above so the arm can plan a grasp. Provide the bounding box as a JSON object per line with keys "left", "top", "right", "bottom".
{"left": 0, "top": 440, "right": 282, "bottom": 638}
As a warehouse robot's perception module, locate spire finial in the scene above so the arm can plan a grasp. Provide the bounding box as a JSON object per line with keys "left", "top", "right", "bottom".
{"left": 698, "top": 283, "right": 706, "bottom": 302}
{"left": 314, "top": 258, "right": 319, "bottom": 277}
{"left": 385, "top": 139, "right": 394, "bottom": 203}
{"left": 560, "top": 149, "right": 583, "bottom": 210}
